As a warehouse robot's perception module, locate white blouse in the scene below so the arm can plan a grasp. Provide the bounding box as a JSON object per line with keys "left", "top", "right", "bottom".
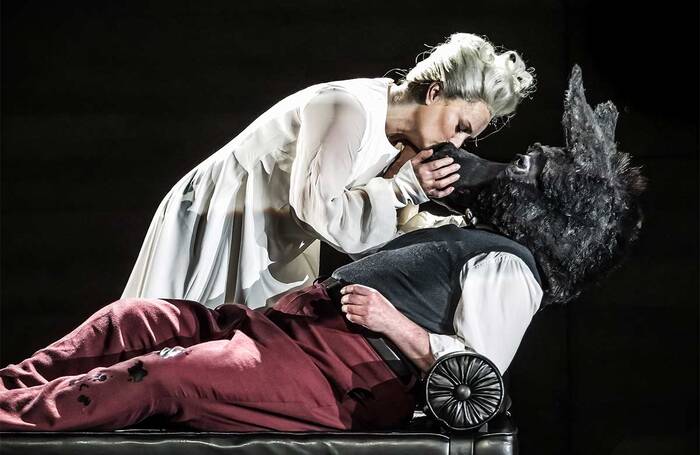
{"left": 123, "top": 78, "right": 427, "bottom": 309}
{"left": 289, "top": 85, "right": 429, "bottom": 253}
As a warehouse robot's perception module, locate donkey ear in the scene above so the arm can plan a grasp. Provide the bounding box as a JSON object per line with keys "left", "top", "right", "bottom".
{"left": 593, "top": 101, "right": 618, "bottom": 146}
{"left": 563, "top": 65, "right": 618, "bottom": 148}
{"left": 562, "top": 65, "right": 619, "bottom": 173}
{"left": 562, "top": 65, "right": 594, "bottom": 149}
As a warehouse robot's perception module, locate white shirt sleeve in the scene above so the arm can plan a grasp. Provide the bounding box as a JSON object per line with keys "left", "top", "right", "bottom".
{"left": 398, "top": 209, "right": 468, "bottom": 234}
{"left": 289, "top": 88, "right": 428, "bottom": 255}
{"left": 428, "top": 252, "right": 543, "bottom": 375}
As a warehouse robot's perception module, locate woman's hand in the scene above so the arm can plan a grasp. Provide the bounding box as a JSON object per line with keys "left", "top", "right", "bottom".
{"left": 411, "top": 149, "right": 461, "bottom": 198}
{"left": 340, "top": 284, "right": 400, "bottom": 334}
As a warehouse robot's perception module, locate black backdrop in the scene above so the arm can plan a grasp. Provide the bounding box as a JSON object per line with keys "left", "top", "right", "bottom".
{"left": 2, "top": 1, "right": 698, "bottom": 453}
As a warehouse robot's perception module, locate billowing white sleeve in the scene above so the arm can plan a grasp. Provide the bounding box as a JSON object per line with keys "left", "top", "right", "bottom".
{"left": 428, "top": 252, "right": 543, "bottom": 375}
{"left": 289, "top": 88, "right": 428, "bottom": 254}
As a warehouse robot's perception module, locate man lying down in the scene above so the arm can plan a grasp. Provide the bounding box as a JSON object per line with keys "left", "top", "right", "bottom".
{"left": 0, "top": 66, "right": 646, "bottom": 432}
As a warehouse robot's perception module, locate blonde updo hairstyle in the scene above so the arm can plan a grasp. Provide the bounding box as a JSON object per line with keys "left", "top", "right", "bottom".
{"left": 398, "top": 33, "right": 536, "bottom": 120}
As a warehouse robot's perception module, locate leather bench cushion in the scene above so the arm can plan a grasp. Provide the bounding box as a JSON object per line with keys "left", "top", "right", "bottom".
{"left": 0, "top": 430, "right": 517, "bottom": 455}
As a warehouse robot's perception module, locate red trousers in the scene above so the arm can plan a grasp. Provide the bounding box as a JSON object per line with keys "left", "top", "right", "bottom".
{"left": 0, "top": 284, "right": 416, "bottom": 431}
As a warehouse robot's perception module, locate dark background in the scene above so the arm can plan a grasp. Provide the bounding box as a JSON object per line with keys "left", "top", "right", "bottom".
{"left": 2, "top": 1, "right": 697, "bottom": 453}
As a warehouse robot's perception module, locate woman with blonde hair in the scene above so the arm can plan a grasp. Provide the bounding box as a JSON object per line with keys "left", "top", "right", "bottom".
{"left": 122, "top": 32, "right": 536, "bottom": 309}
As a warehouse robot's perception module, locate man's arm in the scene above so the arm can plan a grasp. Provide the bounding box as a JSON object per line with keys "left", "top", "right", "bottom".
{"left": 339, "top": 251, "right": 543, "bottom": 375}
{"left": 433, "top": 252, "right": 543, "bottom": 375}
{"left": 339, "top": 284, "right": 435, "bottom": 373}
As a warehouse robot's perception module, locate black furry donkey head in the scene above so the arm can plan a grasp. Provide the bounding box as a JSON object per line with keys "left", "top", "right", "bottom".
{"left": 428, "top": 65, "right": 647, "bottom": 306}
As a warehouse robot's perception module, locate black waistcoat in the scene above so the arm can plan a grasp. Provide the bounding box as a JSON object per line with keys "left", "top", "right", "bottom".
{"left": 332, "top": 225, "right": 541, "bottom": 334}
